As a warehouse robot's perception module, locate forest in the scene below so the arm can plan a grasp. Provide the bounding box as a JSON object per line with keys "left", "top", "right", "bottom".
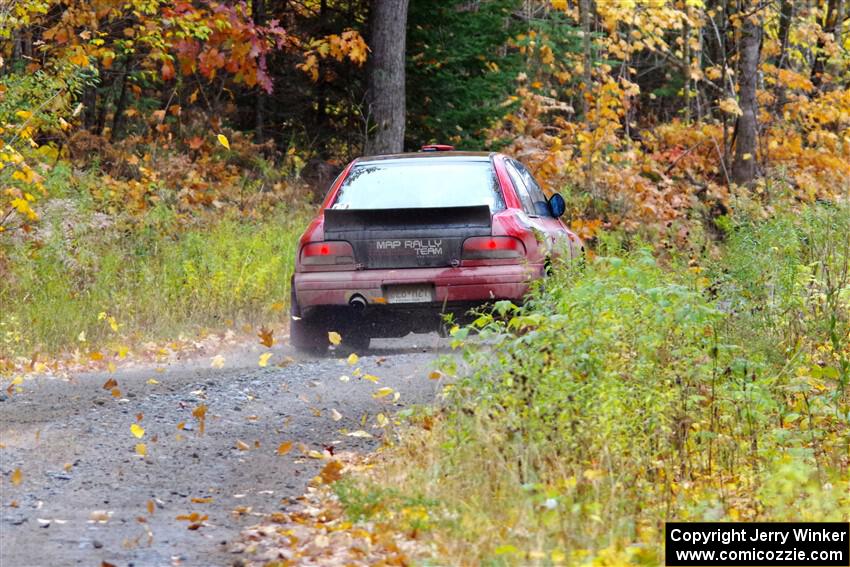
{"left": 1, "top": 0, "right": 849, "bottom": 565}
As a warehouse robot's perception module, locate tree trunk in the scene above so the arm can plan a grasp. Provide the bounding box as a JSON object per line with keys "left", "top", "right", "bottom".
{"left": 111, "top": 57, "right": 132, "bottom": 141}
{"left": 811, "top": 0, "right": 839, "bottom": 88}
{"left": 732, "top": 9, "right": 761, "bottom": 187}
{"left": 777, "top": 0, "right": 792, "bottom": 69}
{"left": 364, "top": 0, "right": 409, "bottom": 155}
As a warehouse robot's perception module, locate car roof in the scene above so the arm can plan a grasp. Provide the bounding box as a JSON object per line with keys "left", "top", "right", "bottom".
{"left": 355, "top": 151, "right": 494, "bottom": 166}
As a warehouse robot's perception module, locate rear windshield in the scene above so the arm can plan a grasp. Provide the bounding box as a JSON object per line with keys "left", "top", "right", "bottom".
{"left": 332, "top": 160, "right": 505, "bottom": 211}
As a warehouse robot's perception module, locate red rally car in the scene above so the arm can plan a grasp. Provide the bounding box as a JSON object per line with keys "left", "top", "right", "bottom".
{"left": 290, "top": 146, "right": 583, "bottom": 352}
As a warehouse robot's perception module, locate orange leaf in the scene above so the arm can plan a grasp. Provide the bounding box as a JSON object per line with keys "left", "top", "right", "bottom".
{"left": 102, "top": 378, "right": 117, "bottom": 390}
{"left": 318, "top": 460, "right": 343, "bottom": 484}
{"left": 276, "top": 441, "right": 293, "bottom": 455}
{"left": 257, "top": 327, "right": 275, "bottom": 348}
{"left": 11, "top": 468, "right": 22, "bottom": 486}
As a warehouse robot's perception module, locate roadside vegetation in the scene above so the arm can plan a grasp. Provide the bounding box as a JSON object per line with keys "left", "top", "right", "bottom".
{"left": 2, "top": 0, "right": 850, "bottom": 563}
{"left": 337, "top": 202, "right": 850, "bottom": 563}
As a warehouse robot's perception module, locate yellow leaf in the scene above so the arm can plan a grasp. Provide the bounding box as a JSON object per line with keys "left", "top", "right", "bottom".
{"left": 328, "top": 331, "right": 342, "bottom": 345}
{"left": 347, "top": 353, "right": 359, "bottom": 365}
{"left": 210, "top": 355, "right": 225, "bottom": 369}
{"left": 346, "top": 430, "right": 372, "bottom": 438}
{"left": 376, "top": 413, "right": 388, "bottom": 427}
{"left": 135, "top": 443, "right": 147, "bottom": 456}
{"left": 191, "top": 497, "right": 213, "bottom": 504}
{"left": 258, "top": 353, "right": 272, "bottom": 367}
{"left": 11, "top": 468, "right": 22, "bottom": 486}
{"left": 131, "top": 424, "right": 145, "bottom": 439}
{"left": 428, "top": 370, "right": 442, "bottom": 380}
{"left": 216, "top": 134, "right": 230, "bottom": 150}
{"left": 362, "top": 374, "right": 379, "bottom": 383}
{"left": 146, "top": 378, "right": 159, "bottom": 385}
{"left": 277, "top": 441, "right": 293, "bottom": 455}
{"left": 373, "top": 387, "right": 394, "bottom": 399}
{"left": 90, "top": 351, "right": 104, "bottom": 361}
{"left": 108, "top": 316, "right": 119, "bottom": 332}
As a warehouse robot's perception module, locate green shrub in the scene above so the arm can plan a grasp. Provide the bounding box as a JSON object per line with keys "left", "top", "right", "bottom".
{"left": 358, "top": 208, "right": 849, "bottom": 563}
{"left": 0, "top": 203, "right": 309, "bottom": 358}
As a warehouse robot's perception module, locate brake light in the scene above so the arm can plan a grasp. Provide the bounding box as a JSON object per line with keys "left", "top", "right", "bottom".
{"left": 462, "top": 236, "right": 525, "bottom": 259}
{"left": 301, "top": 241, "right": 355, "bottom": 265}
{"left": 420, "top": 144, "right": 455, "bottom": 152}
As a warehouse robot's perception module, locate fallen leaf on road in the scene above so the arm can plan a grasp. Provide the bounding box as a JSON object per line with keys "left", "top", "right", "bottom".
{"left": 146, "top": 378, "right": 159, "bottom": 385}
{"left": 135, "top": 443, "right": 147, "bottom": 456}
{"left": 193, "top": 404, "right": 207, "bottom": 435}
{"left": 89, "top": 510, "right": 113, "bottom": 523}
{"left": 428, "top": 370, "right": 442, "bottom": 380}
{"left": 191, "top": 497, "right": 213, "bottom": 504}
{"left": 235, "top": 439, "right": 250, "bottom": 451}
{"left": 318, "top": 460, "right": 343, "bottom": 484}
{"left": 347, "top": 353, "right": 359, "bottom": 365}
{"left": 11, "top": 468, "right": 22, "bottom": 486}
{"left": 130, "top": 424, "right": 145, "bottom": 438}
{"left": 339, "top": 375, "right": 350, "bottom": 382}
{"left": 331, "top": 409, "right": 342, "bottom": 421}
{"left": 210, "top": 355, "right": 225, "bottom": 369}
{"left": 373, "top": 387, "right": 394, "bottom": 399}
{"left": 277, "top": 441, "right": 293, "bottom": 455}
{"left": 363, "top": 374, "right": 379, "bottom": 383}
{"left": 147, "top": 500, "right": 155, "bottom": 515}
{"left": 328, "top": 331, "right": 342, "bottom": 345}
{"left": 258, "top": 352, "right": 273, "bottom": 367}
{"left": 111, "top": 387, "right": 121, "bottom": 398}
{"left": 102, "top": 378, "right": 117, "bottom": 390}
{"left": 346, "top": 430, "right": 373, "bottom": 438}
{"left": 376, "top": 413, "right": 389, "bottom": 427}
{"left": 176, "top": 512, "right": 208, "bottom": 530}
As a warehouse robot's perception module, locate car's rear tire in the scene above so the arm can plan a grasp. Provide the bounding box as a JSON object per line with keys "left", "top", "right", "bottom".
{"left": 289, "top": 286, "right": 328, "bottom": 354}
{"left": 290, "top": 315, "right": 328, "bottom": 354}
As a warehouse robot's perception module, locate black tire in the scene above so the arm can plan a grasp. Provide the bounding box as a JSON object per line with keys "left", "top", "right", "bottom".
{"left": 290, "top": 315, "right": 328, "bottom": 354}
{"left": 289, "top": 287, "right": 328, "bottom": 354}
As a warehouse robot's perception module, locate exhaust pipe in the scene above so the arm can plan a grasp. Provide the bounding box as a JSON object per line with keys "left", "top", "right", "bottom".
{"left": 349, "top": 295, "right": 367, "bottom": 313}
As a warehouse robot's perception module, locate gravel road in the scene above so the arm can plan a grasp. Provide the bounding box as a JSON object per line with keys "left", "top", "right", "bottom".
{"left": 0, "top": 336, "right": 448, "bottom": 567}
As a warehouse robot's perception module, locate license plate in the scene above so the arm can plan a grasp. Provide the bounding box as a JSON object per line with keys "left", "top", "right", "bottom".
{"left": 384, "top": 284, "right": 435, "bottom": 304}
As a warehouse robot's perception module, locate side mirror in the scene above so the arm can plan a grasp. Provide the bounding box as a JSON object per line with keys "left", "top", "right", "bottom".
{"left": 548, "top": 193, "right": 566, "bottom": 218}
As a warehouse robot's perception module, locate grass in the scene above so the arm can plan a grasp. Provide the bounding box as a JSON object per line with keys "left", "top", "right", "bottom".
{"left": 336, "top": 202, "right": 850, "bottom": 565}
{"left": 1, "top": 196, "right": 310, "bottom": 360}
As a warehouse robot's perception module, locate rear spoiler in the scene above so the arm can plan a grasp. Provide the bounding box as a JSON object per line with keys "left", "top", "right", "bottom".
{"left": 324, "top": 205, "right": 491, "bottom": 234}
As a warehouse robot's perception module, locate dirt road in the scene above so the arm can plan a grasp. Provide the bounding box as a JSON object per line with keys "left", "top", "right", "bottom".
{"left": 0, "top": 336, "right": 447, "bottom": 567}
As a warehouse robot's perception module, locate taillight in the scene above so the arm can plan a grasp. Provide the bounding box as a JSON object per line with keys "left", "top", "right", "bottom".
{"left": 300, "top": 241, "right": 355, "bottom": 266}
{"left": 462, "top": 236, "right": 526, "bottom": 259}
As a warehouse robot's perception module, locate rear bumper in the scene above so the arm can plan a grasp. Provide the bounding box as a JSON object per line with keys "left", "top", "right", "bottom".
{"left": 293, "top": 263, "right": 543, "bottom": 310}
